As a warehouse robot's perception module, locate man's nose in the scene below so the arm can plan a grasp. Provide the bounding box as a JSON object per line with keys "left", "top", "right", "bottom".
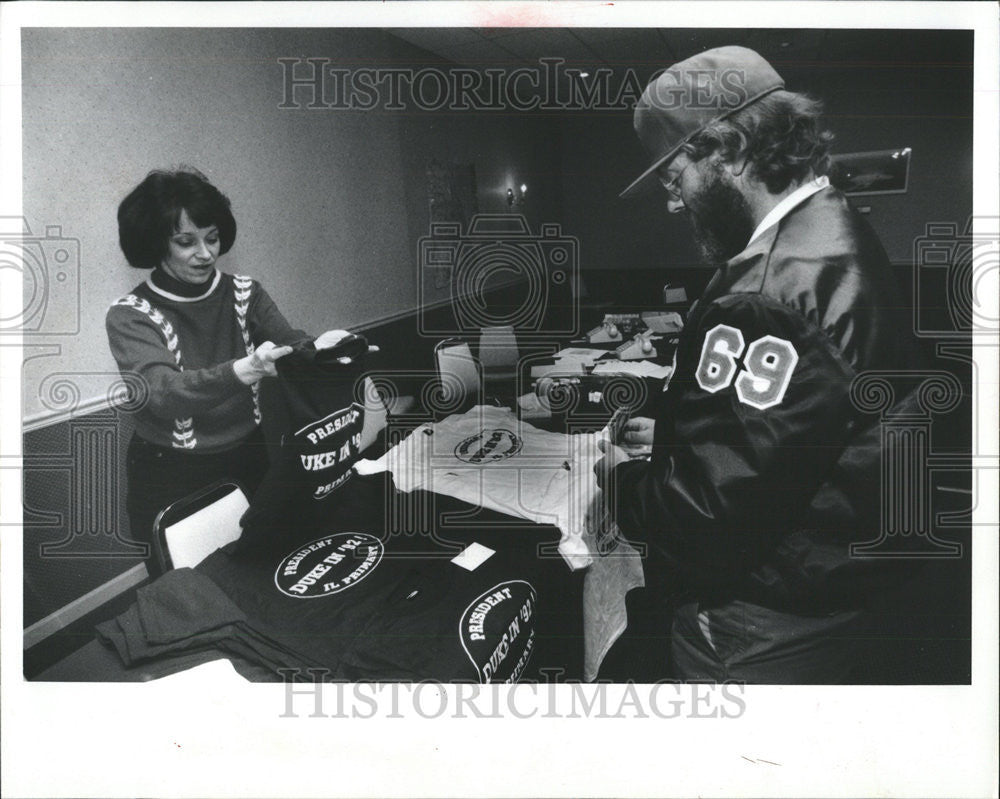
{"left": 666, "top": 196, "right": 686, "bottom": 214}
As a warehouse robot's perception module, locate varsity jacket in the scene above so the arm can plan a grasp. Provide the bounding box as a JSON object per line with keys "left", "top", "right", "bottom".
{"left": 612, "top": 187, "right": 925, "bottom": 614}
{"left": 106, "top": 270, "right": 307, "bottom": 452}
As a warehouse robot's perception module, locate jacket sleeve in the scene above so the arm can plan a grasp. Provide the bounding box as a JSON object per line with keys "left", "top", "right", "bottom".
{"left": 106, "top": 305, "right": 246, "bottom": 420}
{"left": 611, "top": 293, "right": 858, "bottom": 585}
{"left": 248, "top": 283, "right": 310, "bottom": 346}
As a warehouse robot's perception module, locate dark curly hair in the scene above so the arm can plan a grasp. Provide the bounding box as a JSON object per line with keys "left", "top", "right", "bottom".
{"left": 681, "top": 90, "right": 834, "bottom": 194}
{"left": 117, "top": 168, "right": 237, "bottom": 269}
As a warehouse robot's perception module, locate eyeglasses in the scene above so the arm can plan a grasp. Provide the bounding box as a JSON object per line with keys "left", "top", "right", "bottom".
{"left": 657, "top": 161, "right": 693, "bottom": 200}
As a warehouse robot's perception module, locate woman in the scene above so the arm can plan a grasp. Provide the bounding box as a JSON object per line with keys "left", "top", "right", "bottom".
{"left": 107, "top": 168, "right": 347, "bottom": 575}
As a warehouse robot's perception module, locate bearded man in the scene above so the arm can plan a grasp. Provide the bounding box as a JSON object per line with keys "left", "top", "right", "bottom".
{"left": 595, "top": 46, "right": 925, "bottom": 683}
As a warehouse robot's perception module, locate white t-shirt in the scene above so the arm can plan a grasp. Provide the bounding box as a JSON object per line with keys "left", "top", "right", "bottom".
{"left": 355, "top": 404, "right": 647, "bottom": 680}
{"left": 356, "top": 405, "right": 599, "bottom": 568}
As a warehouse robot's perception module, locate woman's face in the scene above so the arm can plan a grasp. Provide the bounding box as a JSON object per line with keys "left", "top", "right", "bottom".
{"left": 160, "top": 209, "right": 221, "bottom": 284}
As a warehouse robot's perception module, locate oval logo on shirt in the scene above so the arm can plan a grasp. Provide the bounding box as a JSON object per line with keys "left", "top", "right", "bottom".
{"left": 454, "top": 428, "right": 523, "bottom": 464}
{"left": 274, "top": 532, "right": 384, "bottom": 599}
{"left": 459, "top": 580, "right": 537, "bottom": 684}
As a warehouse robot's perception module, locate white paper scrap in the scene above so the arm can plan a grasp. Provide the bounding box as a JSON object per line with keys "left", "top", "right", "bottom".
{"left": 451, "top": 542, "right": 496, "bottom": 571}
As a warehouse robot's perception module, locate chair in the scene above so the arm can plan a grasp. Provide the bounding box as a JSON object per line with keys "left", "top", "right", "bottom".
{"left": 477, "top": 325, "right": 519, "bottom": 381}
{"left": 152, "top": 480, "right": 250, "bottom": 572}
{"left": 478, "top": 325, "right": 520, "bottom": 403}
{"left": 434, "top": 338, "right": 483, "bottom": 414}
{"left": 358, "top": 375, "right": 389, "bottom": 452}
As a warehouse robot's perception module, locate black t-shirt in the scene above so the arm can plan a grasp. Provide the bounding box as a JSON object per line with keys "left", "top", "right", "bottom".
{"left": 205, "top": 473, "right": 550, "bottom": 682}
{"left": 240, "top": 339, "right": 369, "bottom": 550}
{"left": 98, "top": 472, "right": 583, "bottom": 682}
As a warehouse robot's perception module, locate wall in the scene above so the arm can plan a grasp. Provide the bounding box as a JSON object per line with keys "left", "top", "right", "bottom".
{"left": 20, "top": 29, "right": 972, "bottom": 683}
{"left": 20, "top": 27, "right": 563, "bottom": 631}
{"left": 802, "top": 31, "right": 974, "bottom": 263}
{"left": 557, "top": 30, "right": 974, "bottom": 276}
{"left": 26, "top": 27, "right": 973, "bottom": 422}
{"left": 21, "top": 27, "right": 562, "bottom": 424}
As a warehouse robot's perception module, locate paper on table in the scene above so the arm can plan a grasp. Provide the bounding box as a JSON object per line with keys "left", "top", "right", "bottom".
{"left": 550, "top": 347, "right": 610, "bottom": 372}
{"left": 530, "top": 361, "right": 587, "bottom": 379}
{"left": 592, "top": 360, "right": 673, "bottom": 379}
{"left": 451, "top": 542, "right": 496, "bottom": 571}
{"left": 554, "top": 347, "right": 609, "bottom": 361}
{"left": 517, "top": 391, "right": 552, "bottom": 420}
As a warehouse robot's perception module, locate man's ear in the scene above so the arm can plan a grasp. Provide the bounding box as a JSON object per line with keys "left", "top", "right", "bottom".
{"left": 723, "top": 154, "right": 751, "bottom": 180}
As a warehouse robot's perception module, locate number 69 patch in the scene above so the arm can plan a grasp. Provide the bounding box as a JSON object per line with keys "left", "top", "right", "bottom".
{"left": 695, "top": 324, "right": 799, "bottom": 409}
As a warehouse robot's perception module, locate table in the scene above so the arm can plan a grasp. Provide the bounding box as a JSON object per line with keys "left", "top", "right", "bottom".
{"left": 36, "top": 637, "right": 275, "bottom": 682}
{"left": 39, "top": 317, "right": 677, "bottom": 684}
{"left": 38, "top": 471, "right": 585, "bottom": 683}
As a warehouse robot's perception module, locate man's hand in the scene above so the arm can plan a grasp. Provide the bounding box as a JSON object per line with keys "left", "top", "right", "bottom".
{"left": 594, "top": 437, "right": 629, "bottom": 493}
{"left": 233, "top": 341, "right": 293, "bottom": 385}
{"left": 622, "top": 416, "right": 655, "bottom": 446}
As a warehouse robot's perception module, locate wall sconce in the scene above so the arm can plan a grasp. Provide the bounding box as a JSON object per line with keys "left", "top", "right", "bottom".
{"left": 506, "top": 183, "right": 527, "bottom": 208}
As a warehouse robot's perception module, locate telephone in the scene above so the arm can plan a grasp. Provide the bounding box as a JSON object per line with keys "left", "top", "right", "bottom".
{"left": 614, "top": 330, "right": 657, "bottom": 360}
{"left": 585, "top": 313, "right": 645, "bottom": 343}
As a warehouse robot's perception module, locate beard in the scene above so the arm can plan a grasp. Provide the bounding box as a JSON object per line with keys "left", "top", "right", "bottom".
{"left": 684, "top": 165, "right": 756, "bottom": 264}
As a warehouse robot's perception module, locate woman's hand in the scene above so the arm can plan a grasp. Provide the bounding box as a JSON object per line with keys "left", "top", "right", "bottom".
{"left": 621, "top": 416, "right": 655, "bottom": 446}
{"left": 233, "top": 341, "right": 293, "bottom": 385}
{"left": 314, "top": 329, "right": 353, "bottom": 350}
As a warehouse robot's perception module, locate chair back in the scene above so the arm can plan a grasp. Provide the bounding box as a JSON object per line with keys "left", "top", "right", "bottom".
{"left": 358, "top": 375, "right": 389, "bottom": 452}
{"left": 153, "top": 480, "right": 250, "bottom": 572}
{"left": 434, "top": 338, "right": 482, "bottom": 413}
{"left": 478, "top": 325, "right": 520, "bottom": 403}
{"left": 477, "top": 325, "right": 519, "bottom": 376}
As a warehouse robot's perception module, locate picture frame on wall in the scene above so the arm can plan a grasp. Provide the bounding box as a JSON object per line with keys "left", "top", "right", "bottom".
{"left": 831, "top": 147, "right": 912, "bottom": 195}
